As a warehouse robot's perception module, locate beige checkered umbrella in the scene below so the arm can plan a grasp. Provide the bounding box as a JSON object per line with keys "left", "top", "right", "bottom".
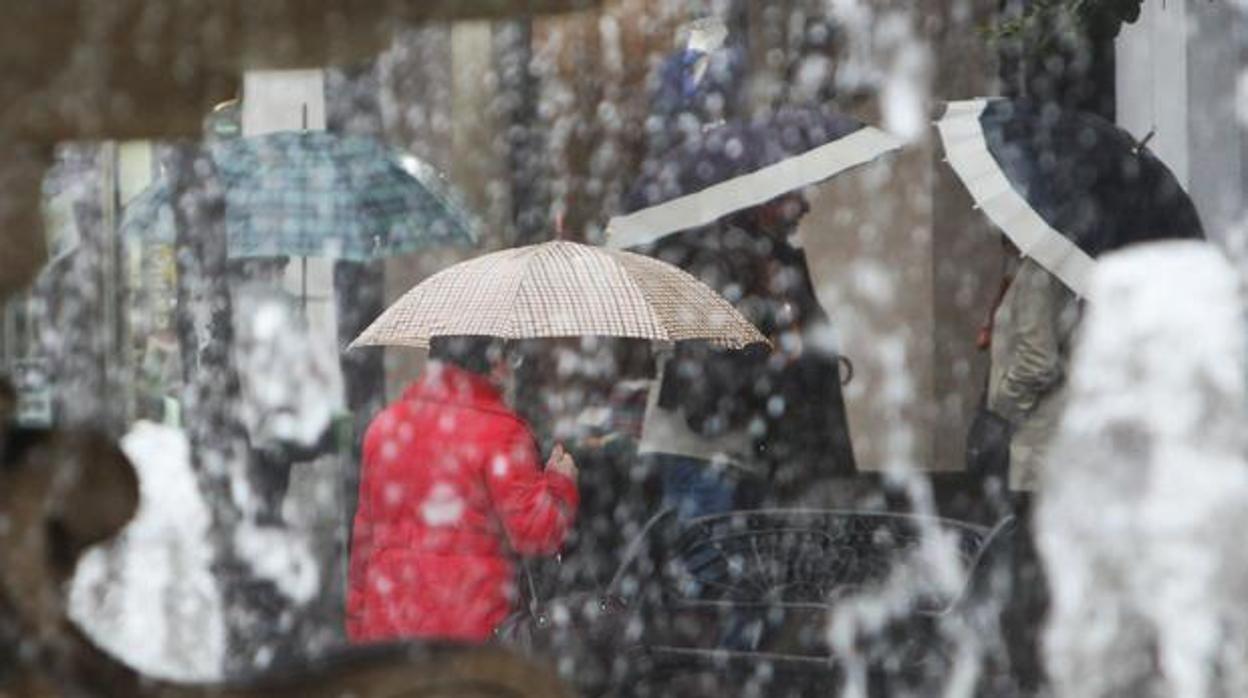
{"left": 350, "top": 241, "right": 766, "bottom": 350}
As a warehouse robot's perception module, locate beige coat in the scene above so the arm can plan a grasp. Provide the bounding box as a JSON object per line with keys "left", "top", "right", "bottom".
{"left": 988, "top": 258, "right": 1082, "bottom": 492}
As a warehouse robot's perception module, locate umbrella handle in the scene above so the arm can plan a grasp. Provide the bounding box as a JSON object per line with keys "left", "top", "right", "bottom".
{"left": 300, "top": 256, "right": 308, "bottom": 317}
{"left": 522, "top": 558, "right": 545, "bottom": 620}
{"left": 554, "top": 210, "right": 567, "bottom": 240}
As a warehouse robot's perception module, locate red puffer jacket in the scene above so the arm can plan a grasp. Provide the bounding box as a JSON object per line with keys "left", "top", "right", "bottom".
{"left": 346, "top": 362, "right": 578, "bottom": 643}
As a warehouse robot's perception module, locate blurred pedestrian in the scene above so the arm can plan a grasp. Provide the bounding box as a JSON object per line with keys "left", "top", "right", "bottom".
{"left": 641, "top": 191, "right": 856, "bottom": 518}
{"left": 346, "top": 336, "right": 579, "bottom": 643}
{"left": 980, "top": 250, "right": 1081, "bottom": 493}
{"left": 646, "top": 15, "right": 747, "bottom": 155}
{"left": 229, "top": 259, "right": 343, "bottom": 525}
{"left": 639, "top": 341, "right": 767, "bottom": 521}
{"left": 975, "top": 246, "right": 1082, "bottom": 692}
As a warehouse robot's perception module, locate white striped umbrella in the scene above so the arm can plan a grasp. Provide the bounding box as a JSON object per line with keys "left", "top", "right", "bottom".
{"left": 936, "top": 98, "right": 1203, "bottom": 298}
{"left": 607, "top": 107, "right": 903, "bottom": 249}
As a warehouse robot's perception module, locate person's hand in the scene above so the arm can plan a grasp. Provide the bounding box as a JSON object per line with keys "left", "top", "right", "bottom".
{"left": 546, "top": 442, "right": 578, "bottom": 479}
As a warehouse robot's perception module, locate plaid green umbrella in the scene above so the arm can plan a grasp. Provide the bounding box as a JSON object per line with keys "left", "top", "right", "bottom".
{"left": 212, "top": 131, "right": 478, "bottom": 260}
{"left": 119, "top": 131, "right": 479, "bottom": 260}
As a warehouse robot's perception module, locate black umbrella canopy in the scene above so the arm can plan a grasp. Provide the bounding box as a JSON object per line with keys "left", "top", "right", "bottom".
{"left": 938, "top": 98, "right": 1204, "bottom": 296}
{"left": 608, "top": 106, "right": 901, "bottom": 249}
{"left": 636, "top": 107, "right": 866, "bottom": 206}
{"left": 981, "top": 99, "right": 1204, "bottom": 255}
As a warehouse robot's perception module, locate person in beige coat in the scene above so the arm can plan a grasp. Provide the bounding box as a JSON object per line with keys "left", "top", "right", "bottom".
{"left": 983, "top": 253, "right": 1082, "bottom": 691}
{"left": 987, "top": 256, "right": 1083, "bottom": 492}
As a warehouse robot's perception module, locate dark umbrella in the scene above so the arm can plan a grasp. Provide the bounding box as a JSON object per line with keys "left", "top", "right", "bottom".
{"left": 607, "top": 107, "right": 879, "bottom": 484}
{"left": 607, "top": 106, "right": 902, "bottom": 249}
{"left": 937, "top": 98, "right": 1205, "bottom": 297}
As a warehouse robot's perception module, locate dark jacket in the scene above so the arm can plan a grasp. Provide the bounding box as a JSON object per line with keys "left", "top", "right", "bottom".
{"left": 649, "top": 223, "right": 857, "bottom": 491}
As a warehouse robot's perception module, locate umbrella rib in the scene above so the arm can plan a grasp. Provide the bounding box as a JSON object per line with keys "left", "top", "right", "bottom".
{"left": 503, "top": 243, "right": 550, "bottom": 342}
{"left": 616, "top": 249, "right": 764, "bottom": 348}
{"left": 350, "top": 251, "right": 476, "bottom": 349}
{"left": 607, "top": 249, "right": 674, "bottom": 343}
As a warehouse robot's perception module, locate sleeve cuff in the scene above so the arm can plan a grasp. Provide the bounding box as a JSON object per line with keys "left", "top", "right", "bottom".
{"left": 986, "top": 398, "right": 1026, "bottom": 426}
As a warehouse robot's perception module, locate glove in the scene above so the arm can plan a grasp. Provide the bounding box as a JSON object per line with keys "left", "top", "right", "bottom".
{"left": 966, "top": 408, "right": 1012, "bottom": 480}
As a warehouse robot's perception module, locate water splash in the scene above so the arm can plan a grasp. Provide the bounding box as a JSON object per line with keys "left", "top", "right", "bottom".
{"left": 1040, "top": 241, "right": 1248, "bottom": 698}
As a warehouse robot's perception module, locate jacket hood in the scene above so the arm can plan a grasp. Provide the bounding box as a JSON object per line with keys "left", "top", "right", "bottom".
{"left": 404, "top": 361, "right": 507, "bottom": 415}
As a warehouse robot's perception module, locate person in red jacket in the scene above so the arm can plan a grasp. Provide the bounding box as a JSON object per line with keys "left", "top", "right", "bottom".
{"left": 346, "top": 337, "right": 579, "bottom": 643}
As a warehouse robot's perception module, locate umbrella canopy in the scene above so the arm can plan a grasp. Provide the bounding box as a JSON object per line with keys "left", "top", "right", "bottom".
{"left": 121, "top": 132, "right": 479, "bottom": 261}
{"left": 350, "top": 241, "right": 767, "bottom": 350}
{"left": 937, "top": 98, "right": 1205, "bottom": 298}
{"left": 214, "top": 132, "right": 479, "bottom": 260}
{"left": 607, "top": 106, "right": 903, "bottom": 249}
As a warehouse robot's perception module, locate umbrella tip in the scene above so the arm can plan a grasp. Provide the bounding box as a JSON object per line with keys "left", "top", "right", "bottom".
{"left": 1132, "top": 128, "right": 1156, "bottom": 156}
